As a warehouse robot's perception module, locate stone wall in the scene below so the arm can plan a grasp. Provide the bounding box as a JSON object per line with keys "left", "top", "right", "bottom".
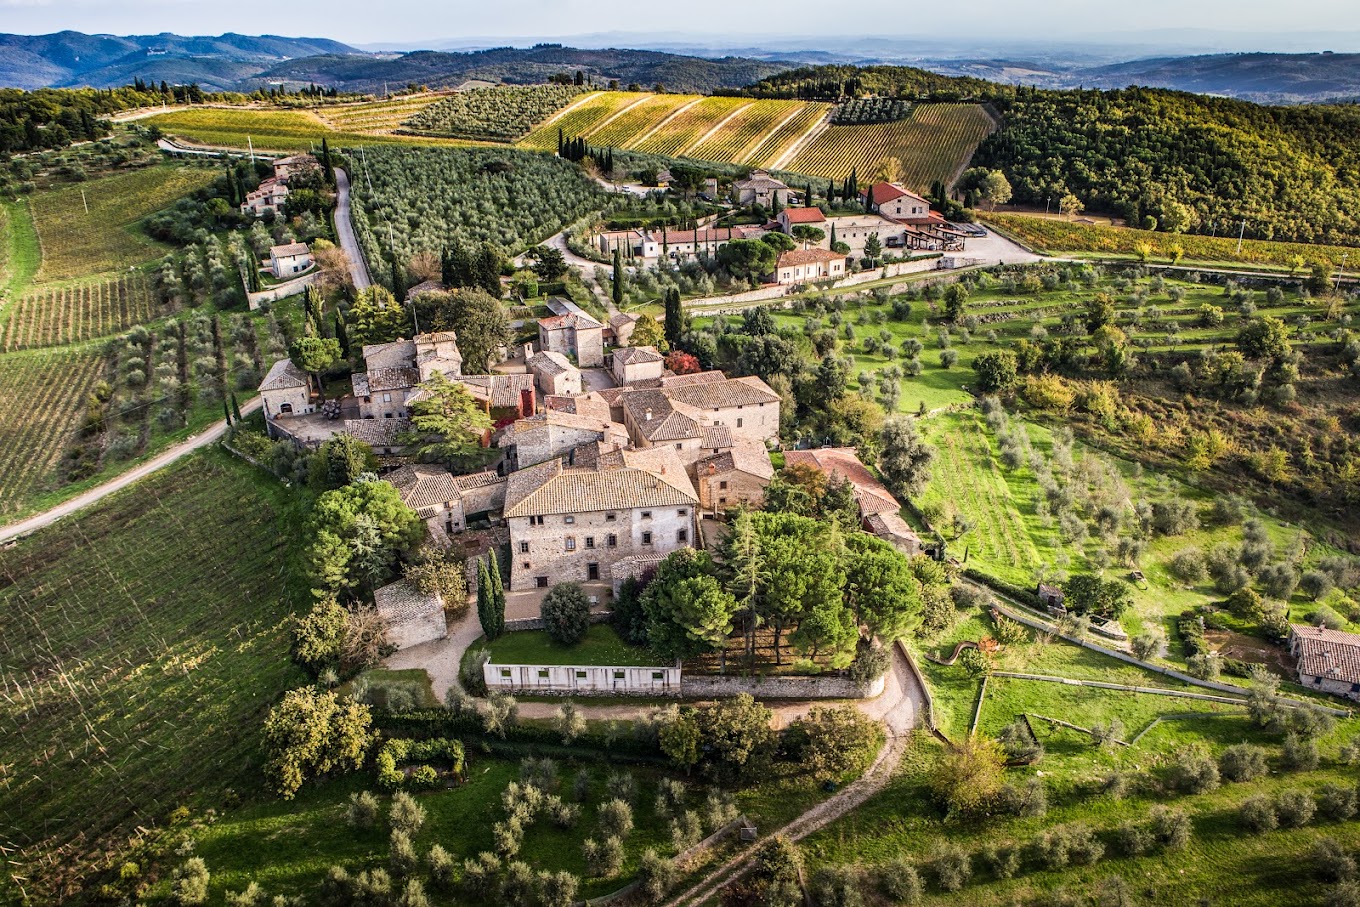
{"left": 248, "top": 271, "right": 317, "bottom": 309}
{"left": 679, "top": 671, "right": 884, "bottom": 700}
{"left": 502, "top": 611, "right": 614, "bottom": 633}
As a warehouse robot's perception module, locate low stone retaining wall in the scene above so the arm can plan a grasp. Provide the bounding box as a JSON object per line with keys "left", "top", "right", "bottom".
{"left": 248, "top": 271, "right": 317, "bottom": 309}
{"left": 501, "top": 611, "right": 613, "bottom": 633}
{"left": 679, "top": 671, "right": 883, "bottom": 700}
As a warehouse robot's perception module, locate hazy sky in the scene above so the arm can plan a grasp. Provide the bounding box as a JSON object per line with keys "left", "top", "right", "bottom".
{"left": 2, "top": 0, "right": 1357, "bottom": 47}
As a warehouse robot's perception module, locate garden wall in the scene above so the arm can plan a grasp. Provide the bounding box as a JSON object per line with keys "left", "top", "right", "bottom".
{"left": 247, "top": 271, "right": 317, "bottom": 309}
{"left": 485, "top": 661, "right": 681, "bottom": 696}
{"left": 501, "top": 611, "right": 613, "bottom": 633}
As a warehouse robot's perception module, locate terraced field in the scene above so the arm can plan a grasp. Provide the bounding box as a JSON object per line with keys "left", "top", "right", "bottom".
{"left": 0, "top": 348, "right": 103, "bottom": 516}
{"left": 788, "top": 102, "right": 997, "bottom": 188}
{"left": 315, "top": 93, "right": 447, "bottom": 133}
{"left": 0, "top": 273, "right": 163, "bottom": 352}
{"left": 27, "top": 165, "right": 215, "bottom": 280}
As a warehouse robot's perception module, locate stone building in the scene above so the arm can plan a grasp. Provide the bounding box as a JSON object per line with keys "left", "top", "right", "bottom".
{"left": 693, "top": 438, "right": 775, "bottom": 513}
{"left": 773, "top": 248, "right": 846, "bottom": 285}
{"left": 268, "top": 242, "right": 314, "bottom": 279}
{"left": 784, "top": 447, "right": 922, "bottom": 556}
{"left": 495, "top": 410, "right": 629, "bottom": 471}
{"left": 258, "top": 358, "right": 314, "bottom": 423}
{"left": 776, "top": 206, "right": 827, "bottom": 235}
{"left": 538, "top": 298, "right": 604, "bottom": 367}
{"left": 732, "top": 169, "right": 792, "bottom": 207}
{"left": 1289, "top": 624, "right": 1360, "bottom": 699}
{"left": 387, "top": 464, "right": 507, "bottom": 538}
{"left": 607, "top": 312, "right": 641, "bottom": 347}
{"left": 527, "top": 350, "right": 581, "bottom": 397}
{"left": 503, "top": 447, "right": 697, "bottom": 591}
{"left": 374, "top": 579, "right": 447, "bottom": 651}
{"left": 611, "top": 345, "right": 666, "bottom": 385}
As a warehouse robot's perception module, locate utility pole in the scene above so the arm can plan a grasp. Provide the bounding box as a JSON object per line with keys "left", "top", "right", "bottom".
{"left": 80, "top": 189, "right": 88, "bottom": 214}
{"left": 1236, "top": 219, "right": 1246, "bottom": 255}
{"left": 247, "top": 135, "right": 255, "bottom": 165}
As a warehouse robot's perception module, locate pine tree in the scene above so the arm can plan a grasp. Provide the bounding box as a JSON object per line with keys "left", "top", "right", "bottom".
{"left": 612, "top": 247, "right": 625, "bottom": 306}
{"left": 231, "top": 392, "right": 243, "bottom": 422}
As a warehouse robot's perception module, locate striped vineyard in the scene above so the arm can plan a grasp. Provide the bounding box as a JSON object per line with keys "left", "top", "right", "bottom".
{"left": 0, "top": 348, "right": 104, "bottom": 516}
{"left": 517, "top": 92, "right": 651, "bottom": 151}
{"left": 0, "top": 273, "right": 163, "bottom": 352}
{"left": 788, "top": 102, "right": 998, "bottom": 189}
{"left": 627, "top": 96, "right": 753, "bottom": 157}
{"left": 316, "top": 93, "right": 447, "bottom": 133}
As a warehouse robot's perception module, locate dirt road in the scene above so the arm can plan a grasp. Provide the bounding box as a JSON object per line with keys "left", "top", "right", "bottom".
{"left": 334, "top": 168, "right": 373, "bottom": 290}
{"left": 0, "top": 398, "right": 261, "bottom": 545}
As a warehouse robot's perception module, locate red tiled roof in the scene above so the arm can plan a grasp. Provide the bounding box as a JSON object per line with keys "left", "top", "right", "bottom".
{"left": 777, "top": 248, "right": 846, "bottom": 268}
{"left": 781, "top": 207, "right": 827, "bottom": 224}
{"left": 864, "top": 182, "right": 931, "bottom": 209}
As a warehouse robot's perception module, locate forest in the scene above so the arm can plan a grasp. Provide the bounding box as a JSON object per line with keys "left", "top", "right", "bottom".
{"left": 743, "top": 64, "right": 997, "bottom": 101}
{"left": 0, "top": 85, "right": 222, "bottom": 154}
{"left": 973, "top": 86, "right": 1360, "bottom": 246}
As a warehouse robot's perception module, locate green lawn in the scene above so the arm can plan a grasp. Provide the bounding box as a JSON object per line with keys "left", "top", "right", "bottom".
{"left": 0, "top": 450, "right": 310, "bottom": 905}
{"left": 486, "top": 624, "right": 671, "bottom": 667}
{"left": 0, "top": 198, "right": 41, "bottom": 300}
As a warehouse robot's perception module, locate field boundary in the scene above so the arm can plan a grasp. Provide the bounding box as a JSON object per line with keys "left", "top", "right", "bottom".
{"left": 531, "top": 90, "right": 601, "bottom": 134}
{"left": 582, "top": 94, "right": 653, "bottom": 139}
{"left": 742, "top": 105, "right": 808, "bottom": 165}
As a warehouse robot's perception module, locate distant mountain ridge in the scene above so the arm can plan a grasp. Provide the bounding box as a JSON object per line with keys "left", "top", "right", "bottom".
{"left": 0, "top": 31, "right": 358, "bottom": 91}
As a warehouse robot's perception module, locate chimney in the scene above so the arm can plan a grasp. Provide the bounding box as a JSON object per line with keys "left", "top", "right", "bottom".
{"left": 645, "top": 409, "right": 652, "bottom": 421}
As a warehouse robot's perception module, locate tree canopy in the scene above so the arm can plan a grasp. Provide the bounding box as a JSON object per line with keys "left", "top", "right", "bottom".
{"left": 307, "top": 477, "right": 425, "bottom": 598}
{"left": 397, "top": 372, "right": 494, "bottom": 470}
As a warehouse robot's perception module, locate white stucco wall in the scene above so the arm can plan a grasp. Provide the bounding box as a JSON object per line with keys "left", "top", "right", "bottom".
{"left": 485, "top": 662, "right": 681, "bottom": 695}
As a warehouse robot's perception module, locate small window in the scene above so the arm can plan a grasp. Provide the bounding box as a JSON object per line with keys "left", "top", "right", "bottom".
{"left": 607, "top": 534, "right": 617, "bottom": 547}
{"left": 585, "top": 537, "right": 595, "bottom": 549}
{"left": 500, "top": 668, "right": 511, "bottom": 678}
{"left": 520, "top": 541, "right": 530, "bottom": 554}
{"left": 642, "top": 531, "right": 653, "bottom": 545}
{"left": 719, "top": 497, "right": 728, "bottom": 505}
{"left": 565, "top": 538, "right": 576, "bottom": 551}
{"left": 605, "top": 512, "right": 616, "bottom": 522}
{"left": 536, "top": 576, "right": 548, "bottom": 588}
{"left": 678, "top": 509, "right": 687, "bottom": 516}
{"left": 614, "top": 670, "right": 625, "bottom": 680}
{"left": 652, "top": 671, "right": 664, "bottom": 681}
{"left": 564, "top": 515, "right": 575, "bottom": 525}
{"left": 675, "top": 443, "right": 683, "bottom": 450}
{"left": 278, "top": 402, "right": 293, "bottom": 415}
{"left": 736, "top": 418, "right": 743, "bottom": 428}
{"left": 538, "top": 669, "right": 549, "bottom": 678}
{"left": 641, "top": 511, "right": 652, "bottom": 519}
{"left": 576, "top": 670, "right": 587, "bottom": 679}
{"left": 383, "top": 393, "right": 392, "bottom": 403}
{"left": 677, "top": 529, "right": 688, "bottom": 543}
{"left": 719, "top": 480, "right": 729, "bottom": 490}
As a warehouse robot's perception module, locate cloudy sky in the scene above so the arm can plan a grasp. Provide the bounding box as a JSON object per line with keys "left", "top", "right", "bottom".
{"left": 2, "top": 0, "right": 1357, "bottom": 48}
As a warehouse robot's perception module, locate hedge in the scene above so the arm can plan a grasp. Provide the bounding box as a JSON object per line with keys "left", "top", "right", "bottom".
{"left": 375, "top": 737, "right": 466, "bottom": 791}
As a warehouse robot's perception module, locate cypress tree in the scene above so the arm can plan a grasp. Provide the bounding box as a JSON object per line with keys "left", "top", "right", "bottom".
{"left": 389, "top": 255, "right": 405, "bottom": 296}
{"left": 612, "top": 247, "right": 625, "bottom": 306}
{"left": 664, "top": 287, "right": 684, "bottom": 350}
{"left": 475, "top": 243, "right": 502, "bottom": 297}
{"left": 334, "top": 310, "right": 350, "bottom": 357}
{"left": 558, "top": 128, "right": 564, "bottom": 156}
{"left": 488, "top": 554, "right": 506, "bottom": 639}
{"left": 231, "top": 392, "right": 243, "bottom": 422}
{"left": 830, "top": 222, "right": 837, "bottom": 248}
{"left": 222, "top": 397, "right": 232, "bottom": 426}
{"left": 320, "top": 137, "right": 334, "bottom": 185}
{"left": 476, "top": 558, "right": 494, "bottom": 639}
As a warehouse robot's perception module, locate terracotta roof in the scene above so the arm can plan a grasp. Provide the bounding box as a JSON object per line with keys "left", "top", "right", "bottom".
{"left": 458, "top": 373, "right": 535, "bottom": 409}
{"left": 701, "top": 424, "right": 732, "bottom": 450}
{"left": 545, "top": 392, "right": 614, "bottom": 422}
{"left": 613, "top": 346, "right": 665, "bottom": 367}
{"left": 503, "top": 449, "right": 696, "bottom": 518}
{"left": 528, "top": 350, "right": 576, "bottom": 377}
{"left": 415, "top": 330, "right": 458, "bottom": 344}
{"left": 271, "top": 242, "right": 310, "bottom": 257}
{"left": 622, "top": 389, "right": 701, "bottom": 442}
{"left": 497, "top": 410, "right": 626, "bottom": 444}
{"left": 664, "top": 375, "right": 780, "bottom": 409}
{"left": 696, "top": 437, "right": 773, "bottom": 480}
{"left": 609, "top": 312, "right": 640, "bottom": 330}
{"left": 781, "top": 207, "right": 827, "bottom": 224}
{"left": 260, "top": 358, "right": 309, "bottom": 391}
{"left": 656, "top": 225, "right": 766, "bottom": 246}
{"left": 1292, "top": 624, "right": 1360, "bottom": 685}
{"left": 864, "top": 511, "right": 922, "bottom": 548}
{"left": 734, "top": 169, "right": 788, "bottom": 191}
{"left": 352, "top": 373, "right": 371, "bottom": 397}
{"left": 343, "top": 418, "right": 406, "bottom": 446}
{"left": 387, "top": 464, "right": 503, "bottom": 510}
{"left": 374, "top": 579, "right": 444, "bottom": 625}
{"left": 864, "top": 182, "right": 932, "bottom": 208}
{"left": 367, "top": 367, "right": 421, "bottom": 393}
{"left": 784, "top": 447, "right": 901, "bottom": 517}
{"left": 659, "top": 370, "right": 727, "bottom": 388}
{"left": 777, "top": 248, "right": 846, "bottom": 269}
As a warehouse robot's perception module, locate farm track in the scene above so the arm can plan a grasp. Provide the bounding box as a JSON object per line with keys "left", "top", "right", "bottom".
{"left": 627, "top": 97, "right": 702, "bottom": 150}
{"left": 674, "top": 101, "right": 754, "bottom": 158}
{"left": 768, "top": 106, "right": 832, "bottom": 170}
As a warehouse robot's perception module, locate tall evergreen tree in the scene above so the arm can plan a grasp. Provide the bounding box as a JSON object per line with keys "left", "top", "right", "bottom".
{"left": 476, "top": 558, "right": 494, "bottom": 639}
{"left": 664, "top": 287, "right": 685, "bottom": 350}
{"left": 488, "top": 554, "right": 506, "bottom": 639}
{"left": 612, "top": 247, "right": 625, "bottom": 306}
{"left": 334, "top": 310, "right": 350, "bottom": 357}
{"left": 389, "top": 255, "right": 405, "bottom": 296}
{"left": 222, "top": 398, "right": 232, "bottom": 426}
{"left": 474, "top": 243, "right": 502, "bottom": 297}
{"left": 231, "top": 392, "right": 243, "bottom": 422}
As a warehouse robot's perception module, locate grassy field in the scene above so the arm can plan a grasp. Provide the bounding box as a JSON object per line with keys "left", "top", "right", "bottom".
{"left": 989, "top": 212, "right": 1360, "bottom": 270}
{"left": 0, "top": 451, "right": 308, "bottom": 904}
{"left": 486, "top": 624, "right": 671, "bottom": 667}
{"left": 143, "top": 108, "right": 485, "bottom": 153}
{"left": 0, "top": 347, "right": 104, "bottom": 518}
{"left": 27, "top": 164, "right": 216, "bottom": 280}
{"left": 788, "top": 103, "right": 997, "bottom": 187}
{"left": 0, "top": 199, "right": 41, "bottom": 300}
{"left": 0, "top": 272, "right": 164, "bottom": 351}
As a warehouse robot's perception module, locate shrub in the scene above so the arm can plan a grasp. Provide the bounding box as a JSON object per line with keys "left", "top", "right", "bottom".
{"left": 538, "top": 870, "right": 579, "bottom": 907}
{"left": 1320, "top": 783, "right": 1360, "bottom": 821}
{"left": 1329, "top": 881, "right": 1360, "bottom": 907}
{"left": 1240, "top": 795, "right": 1279, "bottom": 833}
{"left": 598, "top": 798, "right": 634, "bottom": 840}
{"left": 521, "top": 756, "right": 559, "bottom": 791}
{"left": 500, "top": 860, "right": 536, "bottom": 903}
{"left": 810, "top": 865, "right": 866, "bottom": 907}
{"left": 389, "top": 791, "right": 426, "bottom": 835}
{"left": 1277, "top": 789, "right": 1318, "bottom": 827}
{"left": 1168, "top": 547, "right": 1208, "bottom": 582}
{"left": 1148, "top": 805, "right": 1192, "bottom": 851}
{"left": 877, "top": 858, "right": 923, "bottom": 903}
{"left": 173, "top": 857, "right": 211, "bottom": 905}
{"left": 930, "top": 841, "right": 971, "bottom": 892}
{"left": 1130, "top": 631, "right": 1164, "bottom": 660}
{"left": 1283, "top": 733, "right": 1321, "bottom": 771}
{"left": 1166, "top": 748, "right": 1220, "bottom": 794}
{"left": 979, "top": 843, "right": 1021, "bottom": 880}
{"left": 1316, "top": 837, "right": 1359, "bottom": 883}
{"left": 1090, "top": 719, "right": 1124, "bottom": 749}
{"left": 347, "top": 791, "right": 380, "bottom": 828}
{"left": 427, "top": 844, "right": 455, "bottom": 891}
{"left": 1113, "top": 821, "right": 1152, "bottom": 856}
{"left": 928, "top": 737, "right": 1006, "bottom": 816}
{"left": 635, "top": 849, "right": 676, "bottom": 904}
{"left": 583, "top": 836, "right": 625, "bottom": 878}
{"left": 997, "top": 719, "right": 1044, "bottom": 764}
{"left": 389, "top": 829, "right": 418, "bottom": 876}
{"left": 541, "top": 582, "right": 591, "bottom": 645}
{"left": 1220, "top": 743, "right": 1269, "bottom": 782}
{"left": 999, "top": 778, "right": 1048, "bottom": 817}
{"left": 460, "top": 852, "right": 501, "bottom": 897}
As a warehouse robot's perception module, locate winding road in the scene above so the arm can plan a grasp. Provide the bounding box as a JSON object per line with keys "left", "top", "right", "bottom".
{"left": 334, "top": 168, "right": 372, "bottom": 290}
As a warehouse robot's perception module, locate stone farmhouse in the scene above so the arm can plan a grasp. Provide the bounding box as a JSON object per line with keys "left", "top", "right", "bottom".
{"left": 776, "top": 206, "right": 828, "bottom": 235}
{"left": 732, "top": 169, "right": 793, "bottom": 207}
{"left": 538, "top": 297, "right": 604, "bottom": 367}
{"left": 774, "top": 248, "right": 847, "bottom": 285}
{"left": 495, "top": 409, "right": 630, "bottom": 471}
{"left": 862, "top": 181, "right": 968, "bottom": 252}
{"left": 272, "top": 153, "right": 319, "bottom": 182}
{"left": 258, "top": 358, "right": 315, "bottom": 420}
{"left": 595, "top": 225, "right": 768, "bottom": 263}
{"left": 693, "top": 437, "right": 776, "bottom": 514}
{"left": 268, "top": 242, "right": 314, "bottom": 279}
{"left": 503, "top": 446, "right": 697, "bottom": 591}
{"left": 784, "top": 447, "right": 922, "bottom": 555}
{"left": 607, "top": 312, "right": 640, "bottom": 347}
{"left": 1289, "top": 624, "right": 1360, "bottom": 699}
{"left": 609, "top": 371, "right": 783, "bottom": 452}
{"left": 373, "top": 579, "right": 447, "bottom": 651}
